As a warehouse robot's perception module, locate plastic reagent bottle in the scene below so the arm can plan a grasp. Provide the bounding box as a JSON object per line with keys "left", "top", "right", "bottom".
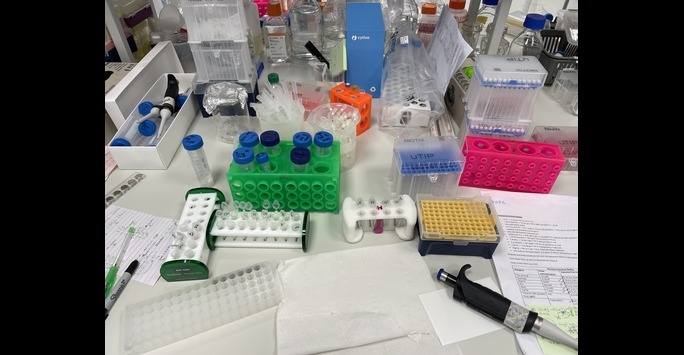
{"left": 313, "top": 131, "right": 333, "bottom": 157}
{"left": 239, "top": 131, "right": 261, "bottom": 154}
{"left": 288, "top": 0, "right": 323, "bottom": 60}
{"left": 260, "top": 130, "right": 282, "bottom": 156}
{"left": 243, "top": 0, "right": 264, "bottom": 57}
{"left": 233, "top": 147, "right": 256, "bottom": 172}
{"left": 182, "top": 134, "right": 215, "bottom": 187}
{"left": 481, "top": 22, "right": 510, "bottom": 55}
{"left": 263, "top": 0, "right": 291, "bottom": 64}
{"left": 321, "top": 0, "right": 346, "bottom": 47}
{"left": 267, "top": 72, "right": 283, "bottom": 89}
{"left": 290, "top": 146, "right": 311, "bottom": 173}
{"left": 474, "top": 0, "right": 499, "bottom": 55}
{"left": 507, "top": 13, "right": 546, "bottom": 59}
{"left": 417, "top": 3, "right": 439, "bottom": 48}
{"left": 256, "top": 152, "right": 273, "bottom": 172}
{"left": 292, "top": 131, "right": 312, "bottom": 148}
{"left": 448, "top": 0, "right": 468, "bottom": 28}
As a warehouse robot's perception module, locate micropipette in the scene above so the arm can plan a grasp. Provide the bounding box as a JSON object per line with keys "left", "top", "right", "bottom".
{"left": 105, "top": 226, "right": 135, "bottom": 299}
{"left": 156, "top": 74, "right": 180, "bottom": 138}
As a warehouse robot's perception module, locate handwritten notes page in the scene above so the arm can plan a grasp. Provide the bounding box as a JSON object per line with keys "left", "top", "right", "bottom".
{"left": 105, "top": 205, "right": 176, "bottom": 286}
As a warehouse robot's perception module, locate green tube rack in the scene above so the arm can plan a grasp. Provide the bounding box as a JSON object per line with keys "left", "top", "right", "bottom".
{"left": 226, "top": 140, "right": 341, "bottom": 213}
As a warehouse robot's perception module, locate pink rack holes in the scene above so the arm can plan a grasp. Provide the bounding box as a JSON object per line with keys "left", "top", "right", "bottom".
{"left": 459, "top": 136, "right": 565, "bottom": 194}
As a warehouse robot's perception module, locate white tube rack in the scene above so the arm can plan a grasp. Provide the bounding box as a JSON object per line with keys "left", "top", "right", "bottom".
{"left": 341, "top": 195, "right": 417, "bottom": 243}
{"left": 208, "top": 210, "right": 310, "bottom": 251}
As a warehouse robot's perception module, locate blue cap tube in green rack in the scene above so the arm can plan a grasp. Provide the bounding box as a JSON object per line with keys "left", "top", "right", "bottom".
{"left": 233, "top": 147, "right": 256, "bottom": 172}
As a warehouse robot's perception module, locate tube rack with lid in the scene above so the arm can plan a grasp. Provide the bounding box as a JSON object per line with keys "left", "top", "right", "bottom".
{"left": 159, "top": 187, "right": 226, "bottom": 282}
{"left": 122, "top": 261, "right": 283, "bottom": 355}
{"left": 208, "top": 210, "right": 310, "bottom": 250}
{"left": 380, "top": 36, "right": 435, "bottom": 130}
{"left": 459, "top": 136, "right": 565, "bottom": 193}
{"left": 415, "top": 194, "right": 502, "bottom": 258}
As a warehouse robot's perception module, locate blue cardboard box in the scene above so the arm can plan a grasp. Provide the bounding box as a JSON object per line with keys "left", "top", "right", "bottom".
{"left": 345, "top": 2, "right": 385, "bottom": 98}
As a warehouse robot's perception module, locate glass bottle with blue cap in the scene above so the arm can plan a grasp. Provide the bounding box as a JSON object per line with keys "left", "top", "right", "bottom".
{"left": 507, "top": 13, "right": 546, "bottom": 58}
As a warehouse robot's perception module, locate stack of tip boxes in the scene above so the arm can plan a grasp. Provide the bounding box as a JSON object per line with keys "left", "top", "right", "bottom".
{"left": 459, "top": 55, "right": 547, "bottom": 143}
{"left": 388, "top": 136, "right": 465, "bottom": 200}
{"left": 179, "top": 0, "right": 258, "bottom": 118}
{"left": 415, "top": 194, "right": 503, "bottom": 258}
{"left": 226, "top": 138, "right": 341, "bottom": 213}
{"left": 459, "top": 136, "right": 565, "bottom": 193}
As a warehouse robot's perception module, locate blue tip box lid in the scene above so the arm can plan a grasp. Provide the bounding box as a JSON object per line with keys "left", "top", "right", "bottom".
{"left": 393, "top": 136, "right": 465, "bottom": 175}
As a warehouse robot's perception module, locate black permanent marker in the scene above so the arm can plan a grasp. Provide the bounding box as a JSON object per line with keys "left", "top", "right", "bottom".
{"left": 437, "top": 264, "right": 578, "bottom": 350}
{"left": 105, "top": 260, "right": 139, "bottom": 321}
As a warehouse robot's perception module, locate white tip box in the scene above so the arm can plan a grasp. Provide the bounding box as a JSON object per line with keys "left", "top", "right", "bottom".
{"left": 105, "top": 41, "right": 184, "bottom": 129}
{"left": 107, "top": 72, "right": 198, "bottom": 170}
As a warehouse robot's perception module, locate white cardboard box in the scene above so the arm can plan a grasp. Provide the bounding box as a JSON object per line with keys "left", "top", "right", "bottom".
{"left": 107, "top": 73, "right": 198, "bottom": 170}
{"left": 105, "top": 41, "right": 184, "bottom": 128}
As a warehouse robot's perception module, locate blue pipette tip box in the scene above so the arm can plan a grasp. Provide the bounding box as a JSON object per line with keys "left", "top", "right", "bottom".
{"left": 389, "top": 136, "right": 465, "bottom": 200}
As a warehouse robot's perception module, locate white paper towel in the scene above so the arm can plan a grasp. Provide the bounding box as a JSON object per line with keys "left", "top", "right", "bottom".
{"left": 275, "top": 242, "right": 462, "bottom": 355}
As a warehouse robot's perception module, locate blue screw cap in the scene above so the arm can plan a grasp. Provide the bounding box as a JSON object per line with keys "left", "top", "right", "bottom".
{"left": 290, "top": 147, "right": 311, "bottom": 165}
{"left": 182, "top": 134, "right": 204, "bottom": 151}
{"left": 138, "top": 101, "right": 155, "bottom": 115}
{"left": 314, "top": 131, "right": 333, "bottom": 148}
{"left": 110, "top": 138, "right": 132, "bottom": 146}
{"left": 523, "top": 13, "right": 547, "bottom": 30}
{"left": 260, "top": 130, "right": 280, "bottom": 147}
{"left": 138, "top": 120, "right": 158, "bottom": 136}
{"left": 239, "top": 131, "right": 260, "bottom": 148}
{"left": 233, "top": 147, "right": 255, "bottom": 165}
{"left": 293, "top": 131, "right": 312, "bottom": 148}
{"left": 256, "top": 152, "right": 270, "bottom": 164}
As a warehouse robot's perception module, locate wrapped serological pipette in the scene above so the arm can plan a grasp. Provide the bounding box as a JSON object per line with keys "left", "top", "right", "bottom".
{"left": 251, "top": 80, "right": 306, "bottom": 139}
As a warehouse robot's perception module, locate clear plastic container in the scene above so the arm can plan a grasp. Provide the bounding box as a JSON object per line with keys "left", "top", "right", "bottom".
{"left": 307, "top": 103, "right": 361, "bottom": 171}
{"left": 465, "top": 55, "right": 547, "bottom": 121}
{"left": 474, "top": 0, "right": 499, "bottom": 55}
{"left": 321, "top": 0, "right": 346, "bottom": 48}
{"left": 288, "top": 0, "right": 323, "bottom": 60}
{"left": 179, "top": 0, "right": 249, "bottom": 42}
{"left": 190, "top": 40, "right": 254, "bottom": 82}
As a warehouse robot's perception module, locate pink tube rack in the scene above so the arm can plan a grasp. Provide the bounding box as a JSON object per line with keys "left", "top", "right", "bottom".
{"left": 459, "top": 136, "right": 565, "bottom": 194}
